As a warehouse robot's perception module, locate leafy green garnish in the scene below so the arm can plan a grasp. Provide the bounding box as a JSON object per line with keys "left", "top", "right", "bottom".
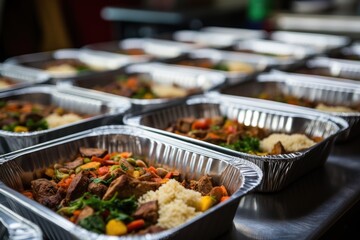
{"left": 220, "top": 136, "right": 260, "bottom": 153}
{"left": 78, "top": 214, "right": 105, "bottom": 234}
{"left": 213, "top": 63, "right": 229, "bottom": 71}
{"left": 0, "top": 101, "right": 6, "bottom": 108}
{"left": 92, "top": 175, "right": 115, "bottom": 185}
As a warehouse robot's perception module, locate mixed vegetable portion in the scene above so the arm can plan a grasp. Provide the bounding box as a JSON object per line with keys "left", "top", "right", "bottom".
{"left": 176, "top": 58, "right": 254, "bottom": 73}
{"left": 93, "top": 74, "right": 199, "bottom": 99}
{"left": 165, "top": 116, "right": 323, "bottom": 155}
{"left": 22, "top": 147, "right": 230, "bottom": 236}
{"left": 0, "top": 100, "right": 87, "bottom": 132}
{"left": 42, "top": 59, "right": 93, "bottom": 76}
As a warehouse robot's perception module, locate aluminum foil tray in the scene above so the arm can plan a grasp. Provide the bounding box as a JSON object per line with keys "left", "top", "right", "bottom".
{"left": 173, "top": 28, "right": 266, "bottom": 48}
{"left": 219, "top": 70, "right": 360, "bottom": 141}
{"left": 83, "top": 38, "right": 198, "bottom": 60}
{"left": 270, "top": 31, "right": 351, "bottom": 54}
{"left": 295, "top": 56, "right": 360, "bottom": 81}
{"left": 60, "top": 62, "right": 227, "bottom": 111}
{"left": 231, "top": 39, "right": 317, "bottom": 69}
{"left": 0, "top": 125, "right": 262, "bottom": 240}
{"left": 165, "top": 48, "right": 278, "bottom": 85}
{"left": 0, "top": 203, "right": 42, "bottom": 240}
{"left": 4, "top": 48, "right": 136, "bottom": 81}
{"left": 0, "top": 63, "right": 50, "bottom": 92}
{"left": 0, "top": 85, "right": 130, "bottom": 154}
{"left": 124, "top": 94, "right": 348, "bottom": 192}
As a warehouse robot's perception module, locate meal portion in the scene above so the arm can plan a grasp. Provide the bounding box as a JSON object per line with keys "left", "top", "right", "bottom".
{"left": 41, "top": 59, "right": 96, "bottom": 76}
{"left": 117, "top": 48, "right": 147, "bottom": 56}
{"left": 165, "top": 116, "right": 323, "bottom": 155}
{"left": 0, "top": 100, "right": 88, "bottom": 132}
{"left": 0, "top": 77, "right": 16, "bottom": 89}
{"left": 235, "top": 49, "right": 292, "bottom": 59}
{"left": 175, "top": 58, "right": 255, "bottom": 74}
{"left": 93, "top": 74, "right": 200, "bottom": 99}
{"left": 258, "top": 92, "right": 359, "bottom": 113}
{"left": 22, "top": 148, "right": 230, "bottom": 236}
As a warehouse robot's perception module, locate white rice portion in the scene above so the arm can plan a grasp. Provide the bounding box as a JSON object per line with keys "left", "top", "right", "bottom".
{"left": 45, "top": 113, "right": 83, "bottom": 128}
{"left": 138, "top": 179, "right": 202, "bottom": 229}
{"left": 260, "top": 133, "right": 316, "bottom": 153}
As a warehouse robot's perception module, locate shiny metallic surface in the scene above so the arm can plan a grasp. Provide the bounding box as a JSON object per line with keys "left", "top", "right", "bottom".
{"left": 0, "top": 85, "right": 130, "bottom": 154}
{"left": 0, "top": 204, "right": 43, "bottom": 240}
{"left": 220, "top": 70, "right": 360, "bottom": 141}
{"left": 62, "top": 62, "right": 226, "bottom": 111}
{"left": 270, "top": 31, "right": 351, "bottom": 53}
{"left": 123, "top": 94, "right": 348, "bottom": 192}
{"left": 218, "top": 137, "right": 360, "bottom": 240}
{"left": 0, "top": 125, "right": 262, "bottom": 240}
{"left": 0, "top": 63, "right": 50, "bottom": 92}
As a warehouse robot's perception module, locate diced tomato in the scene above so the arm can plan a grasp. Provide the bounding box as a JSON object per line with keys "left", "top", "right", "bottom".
{"left": 98, "top": 166, "right": 110, "bottom": 176}
{"left": 102, "top": 154, "right": 111, "bottom": 161}
{"left": 91, "top": 156, "right": 103, "bottom": 163}
{"left": 191, "top": 118, "right": 211, "bottom": 130}
{"left": 57, "top": 177, "right": 73, "bottom": 189}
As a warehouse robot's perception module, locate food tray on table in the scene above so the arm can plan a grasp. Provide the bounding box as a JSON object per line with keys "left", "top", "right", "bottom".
{"left": 0, "top": 85, "right": 130, "bottom": 154}
{"left": 270, "top": 31, "right": 351, "bottom": 54}
{"left": 293, "top": 56, "right": 360, "bottom": 81}
{"left": 83, "top": 38, "right": 199, "bottom": 61}
{"left": 164, "top": 48, "right": 278, "bottom": 85}
{"left": 58, "top": 62, "right": 226, "bottom": 111}
{"left": 4, "top": 48, "right": 136, "bottom": 82}
{"left": 219, "top": 70, "right": 360, "bottom": 141}
{"left": 230, "top": 39, "right": 317, "bottom": 70}
{"left": 0, "top": 63, "right": 50, "bottom": 92}
{"left": 173, "top": 28, "right": 266, "bottom": 48}
{"left": 124, "top": 94, "right": 348, "bottom": 192}
{"left": 0, "top": 125, "right": 262, "bottom": 240}
{"left": 0, "top": 203, "right": 43, "bottom": 240}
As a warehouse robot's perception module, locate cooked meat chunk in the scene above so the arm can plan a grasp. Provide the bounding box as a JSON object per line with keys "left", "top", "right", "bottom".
{"left": 132, "top": 200, "right": 159, "bottom": 224}
{"left": 190, "top": 175, "right": 214, "bottom": 196}
{"left": 65, "top": 172, "right": 90, "bottom": 203}
{"left": 31, "top": 178, "right": 65, "bottom": 209}
{"left": 177, "top": 117, "right": 194, "bottom": 133}
{"left": 226, "top": 132, "right": 240, "bottom": 144}
{"left": 137, "top": 172, "right": 153, "bottom": 181}
{"left": 63, "top": 156, "right": 83, "bottom": 170}
{"left": 88, "top": 182, "right": 108, "bottom": 198}
{"left": 208, "top": 186, "right": 225, "bottom": 203}
{"left": 79, "top": 147, "right": 108, "bottom": 158}
{"left": 103, "top": 175, "right": 161, "bottom": 200}
{"left": 76, "top": 206, "right": 94, "bottom": 224}
{"left": 271, "top": 141, "right": 286, "bottom": 155}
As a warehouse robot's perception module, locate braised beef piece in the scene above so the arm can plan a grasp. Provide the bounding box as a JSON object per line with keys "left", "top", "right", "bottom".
{"left": 65, "top": 171, "right": 90, "bottom": 203}
{"left": 99, "top": 167, "right": 125, "bottom": 182}
{"left": 203, "top": 133, "right": 226, "bottom": 144}
{"left": 189, "top": 130, "right": 207, "bottom": 139}
{"left": 176, "top": 117, "right": 194, "bottom": 133}
{"left": 79, "top": 147, "right": 108, "bottom": 158}
{"left": 137, "top": 225, "right": 165, "bottom": 235}
{"left": 76, "top": 206, "right": 94, "bottom": 224}
{"left": 137, "top": 172, "right": 153, "bottom": 181}
{"left": 31, "top": 178, "right": 65, "bottom": 210}
{"left": 102, "top": 175, "right": 161, "bottom": 200}
{"left": 88, "top": 182, "right": 108, "bottom": 198}
{"left": 190, "top": 175, "right": 214, "bottom": 196}
{"left": 132, "top": 201, "right": 159, "bottom": 224}
{"left": 19, "top": 112, "right": 43, "bottom": 123}
{"left": 271, "top": 141, "right": 286, "bottom": 155}
{"left": 118, "top": 159, "right": 134, "bottom": 173}
{"left": 226, "top": 132, "right": 241, "bottom": 145}
{"left": 63, "top": 157, "right": 84, "bottom": 170}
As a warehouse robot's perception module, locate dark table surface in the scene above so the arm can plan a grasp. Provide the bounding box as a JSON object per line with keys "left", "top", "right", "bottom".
{"left": 218, "top": 136, "right": 360, "bottom": 239}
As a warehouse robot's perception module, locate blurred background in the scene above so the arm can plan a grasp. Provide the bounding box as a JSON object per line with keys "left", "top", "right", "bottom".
{"left": 1, "top": 0, "right": 360, "bottom": 61}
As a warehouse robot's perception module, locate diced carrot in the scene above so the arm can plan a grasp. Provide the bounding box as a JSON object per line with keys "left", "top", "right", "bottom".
{"left": 147, "top": 166, "right": 157, "bottom": 174}
{"left": 125, "top": 77, "right": 139, "bottom": 89}
{"left": 104, "top": 160, "right": 118, "bottom": 165}
{"left": 220, "top": 185, "right": 228, "bottom": 196}
{"left": 164, "top": 172, "right": 173, "bottom": 179}
{"left": 98, "top": 166, "right": 110, "bottom": 176}
{"left": 57, "top": 177, "right": 73, "bottom": 189}
{"left": 206, "top": 132, "right": 221, "bottom": 139}
{"left": 22, "top": 191, "right": 33, "bottom": 199}
{"left": 220, "top": 196, "right": 230, "bottom": 202}
{"left": 102, "top": 154, "right": 111, "bottom": 161}
{"left": 126, "top": 219, "right": 145, "bottom": 232}
{"left": 119, "top": 152, "right": 132, "bottom": 158}
{"left": 91, "top": 156, "right": 104, "bottom": 163}
{"left": 73, "top": 210, "right": 82, "bottom": 217}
